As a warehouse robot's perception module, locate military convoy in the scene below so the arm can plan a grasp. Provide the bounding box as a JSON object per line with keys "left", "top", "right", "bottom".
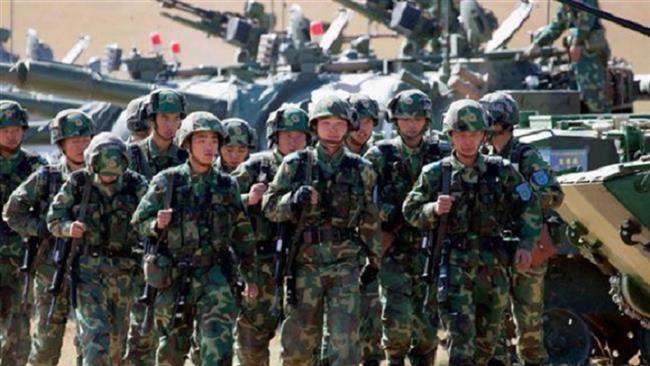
{"left": 1, "top": 0, "right": 650, "bottom": 364}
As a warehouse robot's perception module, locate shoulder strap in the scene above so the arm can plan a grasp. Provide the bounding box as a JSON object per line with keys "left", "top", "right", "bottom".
{"left": 129, "top": 144, "right": 151, "bottom": 179}
{"left": 47, "top": 166, "right": 62, "bottom": 203}
{"left": 510, "top": 143, "right": 534, "bottom": 169}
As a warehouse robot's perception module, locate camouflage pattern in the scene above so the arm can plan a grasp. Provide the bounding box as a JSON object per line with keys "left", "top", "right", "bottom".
{"left": 532, "top": 0, "right": 611, "bottom": 112}
{"left": 85, "top": 132, "right": 130, "bottom": 177}
{"left": 309, "top": 95, "right": 359, "bottom": 131}
{"left": 403, "top": 152, "right": 543, "bottom": 365}
{"left": 146, "top": 88, "right": 187, "bottom": 117}
{"left": 265, "top": 105, "right": 310, "bottom": 145}
{"left": 131, "top": 161, "right": 256, "bottom": 365}
{"left": 175, "top": 112, "right": 227, "bottom": 149}
{"left": 0, "top": 99, "right": 29, "bottom": 129}
{"left": 3, "top": 160, "right": 79, "bottom": 366}
{"left": 49, "top": 109, "right": 95, "bottom": 144}
{"left": 443, "top": 99, "right": 488, "bottom": 134}
{"left": 262, "top": 141, "right": 381, "bottom": 366}
{"left": 348, "top": 94, "right": 380, "bottom": 126}
{"left": 231, "top": 149, "right": 284, "bottom": 366}
{"left": 479, "top": 92, "right": 520, "bottom": 127}
{"left": 128, "top": 135, "right": 188, "bottom": 180}
{"left": 0, "top": 146, "right": 45, "bottom": 365}
{"left": 223, "top": 118, "right": 257, "bottom": 149}
{"left": 46, "top": 134, "right": 148, "bottom": 366}
{"left": 487, "top": 137, "right": 564, "bottom": 365}
{"left": 125, "top": 96, "right": 150, "bottom": 133}
{"left": 363, "top": 132, "right": 448, "bottom": 363}
{"left": 386, "top": 89, "right": 433, "bottom": 123}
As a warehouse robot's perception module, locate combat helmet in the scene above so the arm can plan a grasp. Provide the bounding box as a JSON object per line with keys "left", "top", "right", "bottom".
{"left": 265, "top": 105, "right": 310, "bottom": 144}
{"left": 222, "top": 118, "right": 257, "bottom": 150}
{"left": 84, "top": 132, "right": 130, "bottom": 176}
{"left": 176, "top": 111, "right": 227, "bottom": 150}
{"left": 145, "top": 88, "right": 187, "bottom": 120}
{"left": 442, "top": 99, "right": 488, "bottom": 134}
{"left": 386, "top": 89, "right": 433, "bottom": 123}
{"left": 0, "top": 100, "right": 29, "bottom": 129}
{"left": 479, "top": 91, "right": 520, "bottom": 127}
{"left": 308, "top": 95, "right": 359, "bottom": 131}
{"left": 348, "top": 94, "right": 380, "bottom": 126}
{"left": 125, "top": 96, "right": 150, "bottom": 133}
{"left": 50, "top": 109, "right": 95, "bottom": 145}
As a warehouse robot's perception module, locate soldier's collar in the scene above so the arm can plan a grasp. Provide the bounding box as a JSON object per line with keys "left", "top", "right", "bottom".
{"left": 146, "top": 135, "right": 178, "bottom": 158}
{"left": 315, "top": 142, "right": 345, "bottom": 164}
{"left": 450, "top": 151, "right": 487, "bottom": 172}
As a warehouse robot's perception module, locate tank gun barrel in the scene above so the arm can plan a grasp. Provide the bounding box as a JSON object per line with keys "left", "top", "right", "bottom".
{"left": 555, "top": 0, "right": 650, "bottom": 37}
{"left": 0, "top": 89, "right": 84, "bottom": 117}
{"left": 331, "top": 0, "right": 394, "bottom": 31}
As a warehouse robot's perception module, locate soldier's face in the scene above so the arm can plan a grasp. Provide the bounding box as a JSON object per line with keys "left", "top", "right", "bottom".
{"left": 0, "top": 126, "right": 23, "bottom": 152}
{"left": 277, "top": 131, "right": 307, "bottom": 155}
{"left": 316, "top": 117, "right": 348, "bottom": 145}
{"left": 61, "top": 136, "right": 92, "bottom": 165}
{"left": 220, "top": 144, "right": 249, "bottom": 170}
{"left": 98, "top": 175, "right": 118, "bottom": 184}
{"left": 349, "top": 117, "right": 374, "bottom": 146}
{"left": 396, "top": 117, "right": 427, "bottom": 139}
{"left": 451, "top": 131, "right": 486, "bottom": 159}
{"left": 154, "top": 113, "right": 182, "bottom": 141}
{"left": 190, "top": 131, "right": 219, "bottom": 165}
{"left": 488, "top": 123, "right": 512, "bottom": 151}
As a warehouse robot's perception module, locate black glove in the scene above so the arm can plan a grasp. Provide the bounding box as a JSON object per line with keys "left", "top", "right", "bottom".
{"left": 291, "top": 185, "right": 312, "bottom": 207}
{"left": 359, "top": 264, "right": 379, "bottom": 289}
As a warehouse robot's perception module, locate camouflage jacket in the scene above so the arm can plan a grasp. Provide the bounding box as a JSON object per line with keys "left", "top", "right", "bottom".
{"left": 47, "top": 169, "right": 148, "bottom": 257}
{"left": 231, "top": 149, "right": 283, "bottom": 245}
{"left": 0, "top": 148, "right": 46, "bottom": 258}
{"left": 131, "top": 162, "right": 256, "bottom": 283}
{"left": 262, "top": 143, "right": 381, "bottom": 267}
{"left": 490, "top": 138, "right": 564, "bottom": 217}
{"left": 363, "top": 136, "right": 450, "bottom": 247}
{"left": 403, "top": 153, "right": 542, "bottom": 251}
{"left": 3, "top": 160, "right": 73, "bottom": 270}
{"left": 128, "top": 135, "right": 187, "bottom": 180}
{"left": 214, "top": 156, "right": 236, "bottom": 174}
{"left": 533, "top": 0, "right": 609, "bottom": 55}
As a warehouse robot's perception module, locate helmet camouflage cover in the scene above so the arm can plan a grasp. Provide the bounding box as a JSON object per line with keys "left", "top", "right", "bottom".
{"left": 125, "top": 96, "right": 150, "bottom": 133}
{"left": 0, "top": 100, "right": 29, "bottom": 129}
{"left": 387, "top": 89, "right": 432, "bottom": 122}
{"left": 265, "top": 105, "right": 310, "bottom": 142}
{"left": 479, "top": 91, "right": 520, "bottom": 127}
{"left": 309, "top": 94, "right": 359, "bottom": 131}
{"left": 85, "top": 132, "right": 130, "bottom": 176}
{"left": 222, "top": 118, "right": 257, "bottom": 150}
{"left": 50, "top": 109, "right": 95, "bottom": 144}
{"left": 147, "top": 88, "right": 187, "bottom": 118}
{"left": 348, "top": 93, "right": 379, "bottom": 126}
{"left": 176, "top": 111, "right": 226, "bottom": 149}
{"left": 443, "top": 99, "right": 488, "bottom": 134}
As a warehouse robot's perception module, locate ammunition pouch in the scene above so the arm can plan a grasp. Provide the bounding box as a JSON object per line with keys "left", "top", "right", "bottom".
{"left": 143, "top": 253, "right": 173, "bottom": 289}
{"left": 302, "top": 227, "right": 355, "bottom": 244}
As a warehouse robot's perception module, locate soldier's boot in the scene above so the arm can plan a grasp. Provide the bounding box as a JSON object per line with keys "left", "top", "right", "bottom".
{"left": 362, "top": 360, "right": 381, "bottom": 366}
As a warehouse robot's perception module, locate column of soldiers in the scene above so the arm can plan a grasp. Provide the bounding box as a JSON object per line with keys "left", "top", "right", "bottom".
{"left": 0, "top": 84, "right": 562, "bottom": 365}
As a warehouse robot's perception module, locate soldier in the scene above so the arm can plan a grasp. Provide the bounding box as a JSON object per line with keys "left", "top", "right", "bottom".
{"left": 0, "top": 100, "right": 46, "bottom": 365}
{"left": 263, "top": 95, "right": 381, "bottom": 366}
{"left": 231, "top": 105, "right": 311, "bottom": 366}
{"left": 403, "top": 99, "right": 543, "bottom": 365}
{"left": 3, "top": 109, "right": 94, "bottom": 366}
{"left": 480, "top": 92, "right": 564, "bottom": 366}
{"left": 363, "top": 89, "right": 448, "bottom": 366}
{"left": 125, "top": 96, "right": 152, "bottom": 144}
{"left": 128, "top": 88, "right": 188, "bottom": 180}
{"left": 131, "top": 112, "right": 258, "bottom": 365}
{"left": 216, "top": 118, "right": 257, "bottom": 173}
{"left": 345, "top": 94, "right": 379, "bottom": 156}
{"left": 525, "top": 0, "right": 611, "bottom": 113}
{"left": 124, "top": 89, "right": 188, "bottom": 366}
{"left": 46, "top": 132, "right": 148, "bottom": 366}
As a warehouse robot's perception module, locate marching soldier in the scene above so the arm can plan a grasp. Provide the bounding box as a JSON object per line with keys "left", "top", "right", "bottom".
{"left": 216, "top": 118, "right": 257, "bottom": 174}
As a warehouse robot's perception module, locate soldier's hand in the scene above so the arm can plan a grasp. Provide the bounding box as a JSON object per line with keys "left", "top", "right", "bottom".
{"left": 243, "top": 282, "right": 259, "bottom": 302}
{"left": 69, "top": 221, "right": 86, "bottom": 238}
{"left": 248, "top": 183, "right": 268, "bottom": 206}
{"left": 292, "top": 185, "right": 317, "bottom": 206}
{"left": 156, "top": 209, "right": 173, "bottom": 230}
{"left": 569, "top": 45, "right": 583, "bottom": 62}
{"left": 514, "top": 248, "right": 532, "bottom": 273}
{"left": 433, "top": 195, "right": 455, "bottom": 215}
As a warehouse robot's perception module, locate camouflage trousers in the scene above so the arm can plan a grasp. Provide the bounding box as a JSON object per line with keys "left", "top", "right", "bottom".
{"left": 30, "top": 263, "right": 81, "bottom": 366}
{"left": 440, "top": 244, "right": 510, "bottom": 366}
{"left": 492, "top": 263, "right": 549, "bottom": 365}
{"left": 75, "top": 256, "right": 136, "bottom": 366}
{"left": 0, "top": 258, "right": 30, "bottom": 366}
{"left": 234, "top": 255, "right": 279, "bottom": 366}
{"left": 280, "top": 260, "right": 360, "bottom": 366}
{"left": 123, "top": 273, "right": 157, "bottom": 366}
{"left": 380, "top": 249, "right": 438, "bottom": 364}
{"left": 153, "top": 264, "right": 237, "bottom": 366}
{"left": 574, "top": 51, "right": 612, "bottom": 113}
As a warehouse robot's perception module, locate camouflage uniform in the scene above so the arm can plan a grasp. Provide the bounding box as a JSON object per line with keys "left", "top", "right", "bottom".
{"left": 215, "top": 118, "right": 257, "bottom": 174}
{"left": 3, "top": 109, "right": 94, "bottom": 366}
{"left": 480, "top": 92, "right": 564, "bottom": 365}
{"left": 403, "top": 100, "right": 543, "bottom": 365}
{"left": 123, "top": 89, "right": 187, "bottom": 366}
{"left": 532, "top": 0, "right": 611, "bottom": 112}
{"left": 231, "top": 106, "right": 311, "bottom": 366}
{"left": 131, "top": 112, "right": 256, "bottom": 365}
{"left": 46, "top": 132, "right": 148, "bottom": 366}
{"left": 263, "top": 95, "right": 382, "bottom": 366}
{"left": 363, "top": 90, "right": 448, "bottom": 365}
{"left": 0, "top": 100, "right": 46, "bottom": 366}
